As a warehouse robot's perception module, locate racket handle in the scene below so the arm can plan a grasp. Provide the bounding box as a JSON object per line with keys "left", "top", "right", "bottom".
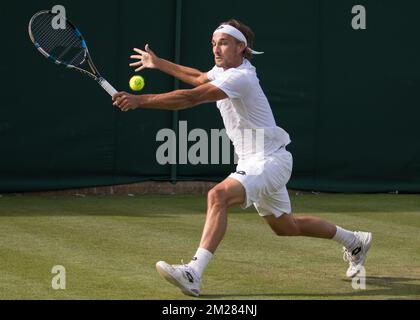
{"left": 99, "top": 78, "right": 118, "bottom": 96}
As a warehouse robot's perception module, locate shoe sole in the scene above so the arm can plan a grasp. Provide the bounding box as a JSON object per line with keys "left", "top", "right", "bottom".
{"left": 348, "top": 232, "right": 373, "bottom": 278}
{"left": 156, "top": 263, "right": 199, "bottom": 297}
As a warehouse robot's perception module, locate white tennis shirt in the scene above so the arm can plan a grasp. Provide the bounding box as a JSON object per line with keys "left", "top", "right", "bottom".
{"left": 207, "top": 59, "right": 291, "bottom": 160}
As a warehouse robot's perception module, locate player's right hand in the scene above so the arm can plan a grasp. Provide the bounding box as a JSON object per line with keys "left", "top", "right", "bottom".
{"left": 112, "top": 91, "right": 140, "bottom": 111}
{"left": 130, "top": 44, "right": 158, "bottom": 72}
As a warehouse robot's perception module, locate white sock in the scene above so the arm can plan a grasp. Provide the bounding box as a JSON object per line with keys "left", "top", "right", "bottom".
{"left": 332, "top": 226, "right": 358, "bottom": 250}
{"left": 187, "top": 248, "right": 213, "bottom": 278}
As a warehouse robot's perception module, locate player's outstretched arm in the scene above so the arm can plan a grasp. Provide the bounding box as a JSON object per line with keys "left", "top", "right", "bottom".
{"left": 112, "top": 83, "right": 226, "bottom": 112}
{"left": 129, "top": 44, "right": 209, "bottom": 87}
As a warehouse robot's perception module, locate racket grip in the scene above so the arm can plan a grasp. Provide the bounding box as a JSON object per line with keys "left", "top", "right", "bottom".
{"left": 99, "top": 78, "right": 118, "bottom": 96}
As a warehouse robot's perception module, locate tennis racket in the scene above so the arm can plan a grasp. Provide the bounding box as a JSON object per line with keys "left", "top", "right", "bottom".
{"left": 28, "top": 10, "right": 118, "bottom": 96}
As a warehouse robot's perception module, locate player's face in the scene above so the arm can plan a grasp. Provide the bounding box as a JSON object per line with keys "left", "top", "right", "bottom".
{"left": 212, "top": 33, "right": 245, "bottom": 69}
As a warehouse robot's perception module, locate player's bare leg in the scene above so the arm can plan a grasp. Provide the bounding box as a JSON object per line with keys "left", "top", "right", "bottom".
{"left": 264, "top": 213, "right": 336, "bottom": 238}
{"left": 199, "top": 177, "right": 246, "bottom": 253}
{"left": 264, "top": 213, "right": 372, "bottom": 278}
{"left": 156, "top": 178, "right": 245, "bottom": 296}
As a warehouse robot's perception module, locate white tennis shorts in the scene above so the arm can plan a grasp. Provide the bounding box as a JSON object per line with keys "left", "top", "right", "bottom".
{"left": 229, "top": 147, "right": 293, "bottom": 217}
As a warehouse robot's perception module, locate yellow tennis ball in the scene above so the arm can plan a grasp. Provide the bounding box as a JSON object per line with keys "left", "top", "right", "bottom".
{"left": 129, "top": 75, "right": 145, "bottom": 91}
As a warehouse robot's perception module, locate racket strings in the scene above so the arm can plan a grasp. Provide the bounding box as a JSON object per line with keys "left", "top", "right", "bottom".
{"left": 68, "top": 50, "right": 87, "bottom": 66}
{"left": 32, "top": 14, "right": 80, "bottom": 50}
{"left": 30, "top": 12, "right": 86, "bottom": 66}
{"left": 32, "top": 15, "right": 69, "bottom": 50}
{"left": 41, "top": 26, "right": 77, "bottom": 52}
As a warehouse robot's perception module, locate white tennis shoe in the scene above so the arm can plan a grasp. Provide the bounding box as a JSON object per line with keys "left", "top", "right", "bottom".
{"left": 343, "top": 231, "right": 373, "bottom": 278}
{"left": 156, "top": 261, "right": 201, "bottom": 297}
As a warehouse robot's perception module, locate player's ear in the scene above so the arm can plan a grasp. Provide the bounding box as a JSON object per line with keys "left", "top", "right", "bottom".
{"left": 237, "top": 42, "right": 246, "bottom": 55}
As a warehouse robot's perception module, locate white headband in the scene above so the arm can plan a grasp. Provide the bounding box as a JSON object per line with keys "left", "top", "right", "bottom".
{"left": 213, "top": 25, "right": 264, "bottom": 55}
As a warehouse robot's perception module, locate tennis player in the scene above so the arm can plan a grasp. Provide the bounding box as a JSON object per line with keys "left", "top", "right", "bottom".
{"left": 113, "top": 19, "right": 372, "bottom": 297}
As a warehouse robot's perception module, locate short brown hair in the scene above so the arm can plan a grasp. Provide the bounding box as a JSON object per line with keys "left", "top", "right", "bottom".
{"left": 220, "top": 19, "right": 255, "bottom": 60}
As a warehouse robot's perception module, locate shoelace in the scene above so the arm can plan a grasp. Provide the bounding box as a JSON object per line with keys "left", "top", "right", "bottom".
{"left": 172, "top": 259, "right": 188, "bottom": 269}
{"left": 342, "top": 247, "right": 355, "bottom": 263}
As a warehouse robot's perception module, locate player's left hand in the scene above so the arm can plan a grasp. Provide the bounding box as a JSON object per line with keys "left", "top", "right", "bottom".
{"left": 112, "top": 92, "right": 139, "bottom": 112}
{"left": 130, "top": 44, "right": 158, "bottom": 72}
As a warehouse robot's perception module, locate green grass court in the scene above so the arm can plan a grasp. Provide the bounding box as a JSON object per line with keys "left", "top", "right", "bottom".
{"left": 0, "top": 193, "right": 419, "bottom": 300}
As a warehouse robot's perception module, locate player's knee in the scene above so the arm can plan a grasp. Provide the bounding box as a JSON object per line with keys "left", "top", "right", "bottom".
{"left": 207, "top": 187, "right": 228, "bottom": 209}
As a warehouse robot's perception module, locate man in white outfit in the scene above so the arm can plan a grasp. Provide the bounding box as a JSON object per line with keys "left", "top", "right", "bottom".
{"left": 113, "top": 19, "right": 372, "bottom": 297}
